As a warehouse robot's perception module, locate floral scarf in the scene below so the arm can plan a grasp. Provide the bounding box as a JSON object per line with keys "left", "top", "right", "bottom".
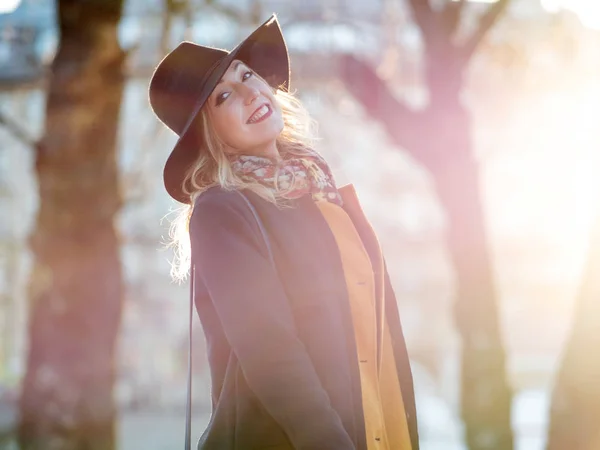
{"left": 229, "top": 152, "right": 343, "bottom": 206}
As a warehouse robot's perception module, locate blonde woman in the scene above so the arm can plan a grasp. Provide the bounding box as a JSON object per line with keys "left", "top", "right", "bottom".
{"left": 149, "top": 15, "right": 419, "bottom": 450}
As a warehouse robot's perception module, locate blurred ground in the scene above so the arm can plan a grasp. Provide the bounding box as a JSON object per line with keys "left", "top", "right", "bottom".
{"left": 2, "top": 383, "right": 549, "bottom": 450}
{"left": 117, "top": 409, "right": 209, "bottom": 450}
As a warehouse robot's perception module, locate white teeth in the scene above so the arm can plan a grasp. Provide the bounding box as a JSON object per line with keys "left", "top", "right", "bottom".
{"left": 248, "top": 105, "right": 269, "bottom": 123}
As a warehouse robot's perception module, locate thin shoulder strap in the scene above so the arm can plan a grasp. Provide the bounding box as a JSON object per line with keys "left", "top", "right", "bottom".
{"left": 185, "top": 191, "right": 274, "bottom": 449}
{"left": 185, "top": 264, "right": 194, "bottom": 450}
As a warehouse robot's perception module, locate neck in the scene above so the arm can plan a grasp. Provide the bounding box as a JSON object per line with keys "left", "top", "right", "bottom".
{"left": 229, "top": 141, "right": 281, "bottom": 163}
{"left": 257, "top": 141, "right": 281, "bottom": 162}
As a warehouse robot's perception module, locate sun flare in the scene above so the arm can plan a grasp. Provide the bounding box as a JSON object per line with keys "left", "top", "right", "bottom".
{"left": 542, "top": 0, "right": 600, "bottom": 29}
{"left": 0, "top": 0, "right": 21, "bottom": 14}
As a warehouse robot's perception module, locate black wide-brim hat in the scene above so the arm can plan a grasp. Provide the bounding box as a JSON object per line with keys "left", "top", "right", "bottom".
{"left": 148, "top": 14, "right": 290, "bottom": 204}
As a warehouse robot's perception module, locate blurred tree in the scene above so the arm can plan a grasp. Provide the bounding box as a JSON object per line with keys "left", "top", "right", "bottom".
{"left": 17, "top": 0, "right": 126, "bottom": 449}
{"left": 547, "top": 209, "right": 600, "bottom": 450}
{"left": 205, "top": 0, "right": 263, "bottom": 26}
{"left": 160, "top": 0, "right": 192, "bottom": 54}
{"left": 339, "top": 1, "right": 514, "bottom": 449}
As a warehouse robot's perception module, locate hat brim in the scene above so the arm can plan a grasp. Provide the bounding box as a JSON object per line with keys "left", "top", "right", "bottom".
{"left": 163, "top": 14, "right": 290, "bottom": 204}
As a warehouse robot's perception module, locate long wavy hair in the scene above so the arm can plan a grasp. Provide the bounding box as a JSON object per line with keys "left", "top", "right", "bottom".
{"left": 168, "top": 83, "right": 319, "bottom": 281}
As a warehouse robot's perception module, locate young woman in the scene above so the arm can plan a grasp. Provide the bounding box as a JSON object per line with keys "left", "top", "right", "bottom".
{"left": 149, "top": 15, "right": 419, "bottom": 450}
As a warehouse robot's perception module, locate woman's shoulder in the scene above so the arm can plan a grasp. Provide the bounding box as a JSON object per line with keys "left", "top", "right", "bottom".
{"left": 193, "top": 186, "right": 243, "bottom": 214}
{"left": 191, "top": 187, "right": 259, "bottom": 228}
{"left": 195, "top": 185, "right": 237, "bottom": 204}
{"left": 189, "top": 187, "right": 266, "bottom": 246}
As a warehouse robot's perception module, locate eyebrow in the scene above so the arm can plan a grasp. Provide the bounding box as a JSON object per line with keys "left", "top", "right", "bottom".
{"left": 216, "top": 61, "right": 244, "bottom": 85}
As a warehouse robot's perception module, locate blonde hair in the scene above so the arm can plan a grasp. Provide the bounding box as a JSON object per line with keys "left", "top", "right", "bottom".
{"left": 168, "top": 85, "right": 319, "bottom": 281}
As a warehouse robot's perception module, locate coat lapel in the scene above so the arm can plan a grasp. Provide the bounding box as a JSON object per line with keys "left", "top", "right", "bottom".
{"left": 338, "top": 184, "right": 385, "bottom": 374}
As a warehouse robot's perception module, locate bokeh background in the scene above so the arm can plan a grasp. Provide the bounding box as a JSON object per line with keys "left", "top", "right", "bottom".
{"left": 1, "top": 0, "right": 600, "bottom": 449}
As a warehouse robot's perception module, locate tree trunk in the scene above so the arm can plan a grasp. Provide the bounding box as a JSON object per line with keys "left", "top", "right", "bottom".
{"left": 428, "top": 105, "right": 513, "bottom": 450}
{"left": 18, "top": 1, "right": 125, "bottom": 449}
{"left": 426, "top": 53, "right": 514, "bottom": 450}
{"left": 340, "top": 48, "right": 513, "bottom": 449}
{"left": 546, "top": 211, "right": 600, "bottom": 450}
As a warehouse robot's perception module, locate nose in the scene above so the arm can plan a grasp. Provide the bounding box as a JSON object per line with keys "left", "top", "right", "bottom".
{"left": 242, "top": 86, "right": 260, "bottom": 105}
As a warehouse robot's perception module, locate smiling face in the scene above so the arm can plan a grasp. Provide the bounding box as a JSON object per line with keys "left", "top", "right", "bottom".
{"left": 205, "top": 60, "right": 284, "bottom": 160}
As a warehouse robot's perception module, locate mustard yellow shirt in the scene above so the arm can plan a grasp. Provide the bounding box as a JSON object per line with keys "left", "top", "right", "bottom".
{"left": 316, "top": 199, "right": 412, "bottom": 450}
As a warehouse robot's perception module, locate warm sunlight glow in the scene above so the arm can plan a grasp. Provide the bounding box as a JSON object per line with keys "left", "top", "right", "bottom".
{"left": 0, "top": 0, "right": 21, "bottom": 14}
{"left": 542, "top": 0, "right": 600, "bottom": 29}
{"left": 486, "top": 83, "right": 600, "bottom": 261}
{"left": 457, "top": 0, "right": 600, "bottom": 29}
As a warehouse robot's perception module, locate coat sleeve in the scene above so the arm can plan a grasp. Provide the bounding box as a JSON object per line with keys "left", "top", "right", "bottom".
{"left": 190, "top": 195, "right": 355, "bottom": 450}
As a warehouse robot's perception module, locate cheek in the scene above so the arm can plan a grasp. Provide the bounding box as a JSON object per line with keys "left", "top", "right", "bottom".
{"left": 271, "top": 105, "right": 285, "bottom": 131}
{"left": 211, "top": 108, "right": 243, "bottom": 142}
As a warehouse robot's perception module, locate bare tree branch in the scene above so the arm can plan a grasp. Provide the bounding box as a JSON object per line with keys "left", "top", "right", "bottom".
{"left": 338, "top": 54, "right": 428, "bottom": 162}
{"left": 160, "top": 0, "right": 175, "bottom": 55}
{"left": 249, "top": 0, "right": 263, "bottom": 25}
{"left": 183, "top": 3, "right": 194, "bottom": 41}
{"left": 0, "top": 110, "right": 37, "bottom": 147}
{"left": 204, "top": 0, "right": 250, "bottom": 25}
{"left": 165, "top": 0, "right": 188, "bottom": 15}
{"left": 442, "top": 0, "right": 467, "bottom": 36}
{"left": 461, "top": 0, "right": 511, "bottom": 59}
{"left": 406, "top": 0, "right": 439, "bottom": 43}
{"left": 159, "top": 0, "right": 193, "bottom": 48}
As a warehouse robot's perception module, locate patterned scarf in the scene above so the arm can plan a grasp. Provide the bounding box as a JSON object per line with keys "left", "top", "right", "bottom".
{"left": 229, "top": 152, "right": 343, "bottom": 206}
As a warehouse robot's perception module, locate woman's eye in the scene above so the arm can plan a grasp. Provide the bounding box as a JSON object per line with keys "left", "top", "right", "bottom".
{"left": 214, "top": 71, "right": 252, "bottom": 106}
{"left": 215, "top": 92, "right": 229, "bottom": 106}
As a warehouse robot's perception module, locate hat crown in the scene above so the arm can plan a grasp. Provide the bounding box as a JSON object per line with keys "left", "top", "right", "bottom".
{"left": 149, "top": 43, "right": 227, "bottom": 136}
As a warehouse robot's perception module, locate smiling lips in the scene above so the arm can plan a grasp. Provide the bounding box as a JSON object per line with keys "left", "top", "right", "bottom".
{"left": 247, "top": 103, "right": 272, "bottom": 124}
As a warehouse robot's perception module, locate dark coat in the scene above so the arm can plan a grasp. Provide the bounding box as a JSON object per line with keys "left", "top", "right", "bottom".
{"left": 189, "top": 185, "right": 419, "bottom": 450}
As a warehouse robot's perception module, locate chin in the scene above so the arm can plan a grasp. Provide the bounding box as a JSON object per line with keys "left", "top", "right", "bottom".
{"left": 257, "top": 121, "right": 284, "bottom": 141}
{"left": 238, "top": 116, "right": 284, "bottom": 148}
